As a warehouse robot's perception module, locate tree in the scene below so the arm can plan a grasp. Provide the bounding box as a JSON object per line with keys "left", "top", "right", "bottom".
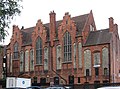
{"left": 0, "top": 0, "right": 22, "bottom": 41}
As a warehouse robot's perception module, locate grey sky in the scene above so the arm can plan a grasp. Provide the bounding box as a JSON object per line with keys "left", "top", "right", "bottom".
{"left": 2, "top": 0, "right": 120, "bottom": 45}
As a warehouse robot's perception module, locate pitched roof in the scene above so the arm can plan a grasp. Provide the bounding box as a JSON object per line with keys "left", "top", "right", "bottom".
{"left": 84, "top": 29, "right": 112, "bottom": 46}
{"left": 21, "top": 27, "right": 34, "bottom": 46}
{"left": 21, "top": 13, "right": 89, "bottom": 46}
{"left": 72, "top": 14, "right": 89, "bottom": 35}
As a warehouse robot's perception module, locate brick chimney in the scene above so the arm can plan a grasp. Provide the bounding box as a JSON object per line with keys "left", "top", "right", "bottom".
{"left": 114, "top": 24, "right": 118, "bottom": 32}
{"left": 49, "top": 11, "right": 56, "bottom": 45}
{"left": 109, "top": 17, "right": 114, "bottom": 32}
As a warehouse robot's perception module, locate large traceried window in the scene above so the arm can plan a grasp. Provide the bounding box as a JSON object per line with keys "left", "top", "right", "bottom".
{"left": 30, "top": 49, "right": 34, "bottom": 71}
{"left": 20, "top": 51, "right": 24, "bottom": 72}
{"left": 25, "top": 50, "right": 29, "bottom": 72}
{"left": 13, "top": 42, "right": 19, "bottom": 59}
{"left": 84, "top": 49, "right": 91, "bottom": 76}
{"left": 36, "top": 37, "right": 42, "bottom": 64}
{"left": 102, "top": 47, "right": 109, "bottom": 75}
{"left": 63, "top": 32, "right": 72, "bottom": 62}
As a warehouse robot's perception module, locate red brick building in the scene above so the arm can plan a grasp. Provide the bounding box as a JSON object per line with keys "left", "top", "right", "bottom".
{"left": 6, "top": 10, "right": 120, "bottom": 84}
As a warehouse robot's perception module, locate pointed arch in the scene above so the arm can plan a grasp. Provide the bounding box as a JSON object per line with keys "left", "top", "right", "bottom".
{"left": 63, "top": 31, "right": 72, "bottom": 62}
{"left": 13, "top": 42, "right": 19, "bottom": 59}
{"left": 36, "top": 36, "right": 43, "bottom": 64}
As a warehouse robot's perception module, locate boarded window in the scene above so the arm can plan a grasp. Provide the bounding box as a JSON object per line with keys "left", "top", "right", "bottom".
{"left": 56, "top": 45, "right": 62, "bottom": 69}
{"left": 44, "top": 47, "right": 48, "bottom": 70}
{"left": 102, "top": 47, "right": 109, "bottom": 75}
{"left": 73, "top": 43, "right": 77, "bottom": 68}
{"left": 30, "top": 49, "right": 34, "bottom": 71}
{"left": 78, "top": 43, "right": 82, "bottom": 68}
{"left": 93, "top": 52, "right": 100, "bottom": 66}
{"left": 20, "top": 51, "right": 24, "bottom": 72}
{"left": 84, "top": 49, "right": 91, "bottom": 76}
{"left": 25, "top": 50, "right": 29, "bottom": 72}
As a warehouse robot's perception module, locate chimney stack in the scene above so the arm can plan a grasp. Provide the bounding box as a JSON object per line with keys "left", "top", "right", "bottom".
{"left": 49, "top": 11, "right": 56, "bottom": 45}
{"left": 109, "top": 17, "right": 114, "bottom": 32}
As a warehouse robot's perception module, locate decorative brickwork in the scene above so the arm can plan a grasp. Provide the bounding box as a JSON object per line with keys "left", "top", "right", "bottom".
{"left": 6, "top": 10, "right": 120, "bottom": 84}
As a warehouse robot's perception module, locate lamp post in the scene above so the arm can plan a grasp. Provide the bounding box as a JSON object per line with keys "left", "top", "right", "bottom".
{"left": 3, "top": 55, "right": 7, "bottom": 79}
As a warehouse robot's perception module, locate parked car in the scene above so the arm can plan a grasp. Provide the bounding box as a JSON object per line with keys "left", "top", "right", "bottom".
{"left": 6, "top": 87, "right": 25, "bottom": 89}
{"left": 26, "top": 86, "right": 41, "bottom": 89}
{"left": 97, "top": 86, "right": 120, "bottom": 89}
{"left": 45, "top": 86, "right": 65, "bottom": 89}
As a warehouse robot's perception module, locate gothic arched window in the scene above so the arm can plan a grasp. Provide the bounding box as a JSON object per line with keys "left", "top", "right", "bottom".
{"left": 36, "top": 37, "right": 42, "bottom": 64}
{"left": 13, "top": 42, "right": 19, "bottom": 59}
{"left": 63, "top": 32, "right": 72, "bottom": 62}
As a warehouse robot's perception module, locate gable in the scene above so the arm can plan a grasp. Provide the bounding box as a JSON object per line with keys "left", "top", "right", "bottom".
{"left": 84, "top": 29, "right": 112, "bottom": 46}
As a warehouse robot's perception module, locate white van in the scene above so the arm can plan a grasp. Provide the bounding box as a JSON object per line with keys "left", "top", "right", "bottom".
{"left": 97, "top": 86, "right": 120, "bottom": 89}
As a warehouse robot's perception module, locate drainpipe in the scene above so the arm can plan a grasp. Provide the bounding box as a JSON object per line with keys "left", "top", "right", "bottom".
{"left": 108, "top": 43, "right": 111, "bottom": 83}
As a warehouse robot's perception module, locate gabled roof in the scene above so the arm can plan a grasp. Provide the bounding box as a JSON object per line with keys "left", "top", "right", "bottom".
{"left": 21, "top": 27, "right": 34, "bottom": 46}
{"left": 72, "top": 14, "right": 89, "bottom": 35}
{"left": 20, "top": 13, "right": 89, "bottom": 46}
{"left": 84, "top": 29, "right": 112, "bottom": 46}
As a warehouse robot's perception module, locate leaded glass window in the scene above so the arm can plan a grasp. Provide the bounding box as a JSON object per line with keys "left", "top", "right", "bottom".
{"left": 20, "top": 51, "right": 24, "bottom": 72}
{"left": 78, "top": 43, "right": 82, "bottom": 68}
{"left": 63, "top": 32, "right": 72, "bottom": 62}
{"left": 102, "top": 47, "right": 109, "bottom": 75}
{"left": 93, "top": 52, "right": 100, "bottom": 66}
{"left": 13, "top": 42, "right": 19, "bottom": 59}
{"left": 84, "top": 49, "right": 91, "bottom": 76}
{"left": 25, "top": 50, "right": 29, "bottom": 72}
{"left": 44, "top": 47, "right": 48, "bottom": 70}
{"left": 36, "top": 37, "right": 42, "bottom": 64}
{"left": 56, "top": 45, "right": 62, "bottom": 69}
{"left": 30, "top": 49, "right": 34, "bottom": 71}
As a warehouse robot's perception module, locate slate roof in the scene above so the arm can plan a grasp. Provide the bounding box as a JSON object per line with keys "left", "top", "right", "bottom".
{"left": 84, "top": 29, "right": 112, "bottom": 46}
{"left": 20, "top": 13, "right": 89, "bottom": 46}
{"left": 21, "top": 27, "right": 35, "bottom": 46}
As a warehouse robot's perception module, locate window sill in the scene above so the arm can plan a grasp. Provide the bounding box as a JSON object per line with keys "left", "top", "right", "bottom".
{"left": 35, "top": 64, "right": 43, "bottom": 66}
{"left": 62, "top": 61, "right": 72, "bottom": 64}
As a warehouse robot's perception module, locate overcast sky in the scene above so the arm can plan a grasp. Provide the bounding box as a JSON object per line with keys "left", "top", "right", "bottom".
{"left": 1, "top": 0, "right": 120, "bottom": 45}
